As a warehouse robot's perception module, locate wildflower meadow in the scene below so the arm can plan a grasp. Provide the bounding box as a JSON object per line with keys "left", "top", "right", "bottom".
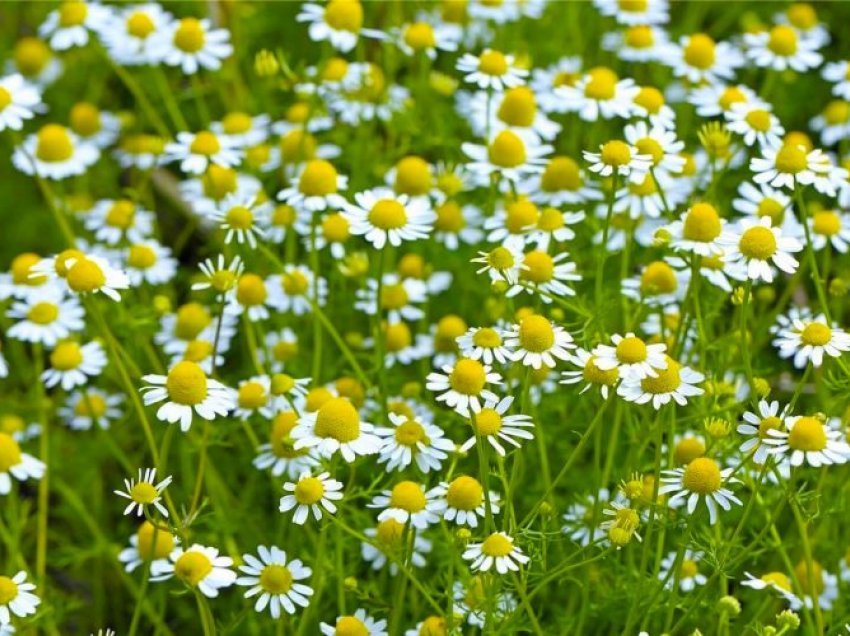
{"left": 4, "top": 0, "right": 850, "bottom": 634}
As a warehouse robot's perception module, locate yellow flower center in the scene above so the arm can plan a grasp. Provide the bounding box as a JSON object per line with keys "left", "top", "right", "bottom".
{"left": 272, "top": 204, "right": 296, "bottom": 229}
{"left": 165, "top": 361, "right": 208, "bottom": 406}
{"left": 14, "top": 37, "right": 51, "bottom": 77}
{"left": 768, "top": 25, "right": 798, "bottom": 57}
{"left": 640, "top": 357, "right": 682, "bottom": 394}
{"left": 518, "top": 314, "right": 555, "bottom": 353}
{"left": 635, "top": 137, "right": 664, "bottom": 166}
{"left": 394, "top": 156, "right": 432, "bottom": 195}
{"left": 629, "top": 174, "right": 657, "bottom": 196}
{"left": 619, "top": 0, "right": 648, "bottom": 11}
{"left": 175, "top": 303, "right": 212, "bottom": 340}
{"left": 478, "top": 50, "right": 508, "bottom": 76}
{"left": 383, "top": 322, "right": 411, "bottom": 352}
{"left": 680, "top": 559, "right": 699, "bottom": 579}
{"left": 259, "top": 565, "right": 293, "bottom": 594}
{"left": 640, "top": 261, "right": 677, "bottom": 295}
{"left": 418, "top": 616, "right": 447, "bottom": 636}
{"left": 183, "top": 340, "right": 213, "bottom": 363}
{"left": 719, "top": 86, "right": 747, "bottom": 111}
{"left": 739, "top": 226, "right": 777, "bottom": 260}
{"left": 824, "top": 100, "right": 850, "bottom": 125}
{"left": 137, "top": 520, "right": 175, "bottom": 560}
{"left": 537, "top": 208, "right": 565, "bottom": 232}
{"left": 553, "top": 70, "right": 580, "bottom": 88}
{"left": 128, "top": 244, "right": 157, "bottom": 269}
{"left": 404, "top": 22, "right": 436, "bottom": 49}
{"left": 202, "top": 165, "right": 237, "bottom": 200}
{"left": 600, "top": 140, "right": 632, "bottom": 167}
{"left": 390, "top": 481, "right": 427, "bottom": 512}
{"left": 70, "top": 102, "right": 101, "bottom": 137}
{"left": 66, "top": 258, "right": 106, "bottom": 293}
{"left": 488, "top": 130, "right": 526, "bottom": 168}
{"left": 305, "top": 388, "right": 333, "bottom": 412}
{"left": 322, "top": 57, "right": 349, "bottom": 82}
{"left": 684, "top": 34, "right": 716, "bottom": 70}
{"left": 299, "top": 159, "right": 338, "bottom": 196}
{"left": 616, "top": 336, "right": 648, "bottom": 363}
{"left": 497, "top": 87, "right": 536, "bottom": 127}
{"left": 0, "top": 576, "right": 19, "bottom": 605}
{"left": 775, "top": 144, "right": 808, "bottom": 174}
{"left": 762, "top": 571, "right": 792, "bottom": 592}
{"left": 745, "top": 109, "right": 773, "bottom": 133}
{"left": 435, "top": 315, "right": 467, "bottom": 352}
{"left": 0, "top": 433, "right": 23, "bottom": 472}
{"left": 584, "top": 67, "right": 618, "bottom": 100}
{"left": 59, "top": 0, "right": 88, "bottom": 27}
{"left": 674, "top": 437, "right": 706, "bottom": 465}
{"left": 583, "top": 356, "right": 619, "bottom": 385}
{"left": 127, "top": 11, "right": 156, "bottom": 38}
{"left": 130, "top": 481, "right": 159, "bottom": 504}
{"left": 294, "top": 476, "right": 325, "bottom": 504}
{"left": 810, "top": 211, "right": 841, "bottom": 239}
{"left": 369, "top": 199, "right": 408, "bottom": 230}
{"left": 173, "top": 18, "right": 206, "bottom": 53}
{"left": 757, "top": 416, "right": 782, "bottom": 439}
{"left": 334, "top": 616, "right": 370, "bottom": 636}
{"left": 681, "top": 457, "right": 722, "bottom": 494}
{"left": 794, "top": 560, "right": 825, "bottom": 595}
{"left": 788, "top": 416, "right": 827, "bottom": 451}
{"left": 486, "top": 246, "right": 515, "bottom": 271}
{"left": 270, "top": 411, "right": 302, "bottom": 458}
{"left": 36, "top": 124, "right": 74, "bottom": 162}
{"left": 50, "top": 341, "right": 83, "bottom": 370}
{"left": 473, "top": 327, "right": 502, "bottom": 348}
{"left": 446, "top": 475, "right": 484, "bottom": 510}
{"left": 174, "top": 551, "right": 213, "bottom": 587}
{"left": 683, "top": 202, "right": 722, "bottom": 242}
{"left": 625, "top": 25, "right": 654, "bottom": 49}
{"left": 435, "top": 201, "right": 464, "bottom": 232}
{"left": 324, "top": 0, "right": 364, "bottom": 33}
{"left": 314, "top": 397, "right": 360, "bottom": 442}
{"left": 221, "top": 112, "right": 252, "bottom": 135}
{"left": 475, "top": 408, "right": 503, "bottom": 436}
{"left": 0, "top": 87, "right": 11, "bottom": 112}
{"left": 800, "top": 322, "right": 832, "bottom": 346}
{"left": 788, "top": 2, "right": 817, "bottom": 28}
{"left": 236, "top": 274, "right": 267, "bottom": 307}
{"left": 756, "top": 197, "right": 785, "bottom": 224}
{"left": 520, "top": 251, "right": 554, "bottom": 284}
{"left": 74, "top": 393, "right": 106, "bottom": 417}
{"left": 634, "top": 86, "right": 664, "bottom": 114}
{"left": 449, "top": 358, "right": 489, "bottom": 396}
{"left": 480, "top": 533, "right": 514, "bottom": 557}
{"left": 238, "top": 381, "right": 268, "bottom": 410}
{"left": 190, "top": 131, "right": 221, "bottom": 156}
{"left": 541, "top": 156, "right": 582, "bottom": 192}
{"left": 322, "top": 213, "right": 350, "bottom": 242}
{"left": 225, "top": 205, "right": 254, "bottom": 230}
{"left": 281, "top": 270, "right": 309, "bottom": 296}
{"left": 28, "top": 301, "right": 59, "bottom": 325}
{"left": 505, "top": 198, "right": 538, "bottom": 233}
{"left": 381, "top": 283, "right": 409, "bottom": 311}
{"left": 106, "top": 199, "right": 136, "bottom": 229}
{"left": 395, "top": 419, "right": 427, "bottom": 447}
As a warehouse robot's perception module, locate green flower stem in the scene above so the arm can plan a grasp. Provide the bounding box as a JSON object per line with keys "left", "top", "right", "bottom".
{"left": 795, "top": 186, "right": 832, "bottom": 321}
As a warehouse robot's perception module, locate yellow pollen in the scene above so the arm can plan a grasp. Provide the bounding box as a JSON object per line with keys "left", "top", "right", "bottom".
{"left": 768, "top": 25, "right": 798, "bottom": 57}
{"left": 334, "top": 616, "right": 370, "bottom": 636}
{"left": 813, "top": 210, "right": 841, "bottom": 237}
{"left": 480, "top": 533, "right": 514, "bottom": 557}
{"left": 824, "top": 100, "right": 850, "bottom": 125}
{"left": 788, "top": 3, "right": 817, "bottom": 29}
{"left": 394, "top": 156, "right": 432, "bottom": 195}
{"left": 474, "top": 408, "right": 502, "bottom": 436}
{"left": 625, "top": 25, "right": 654, "bottom": 49}
{"left": 381, "top": 284, "right": 410, "bottom": 311}
{"left": 238, "top": 381, "right": 267, "bottom": 410}
{"left": 395, "top": 419, "right": 427, "bottom": 447}
{"left": 384, "top": 322, "right": 412, "bottom": 352}
{"left": 745, "top": 109, "right": 773, "bottom": 133}
{"left": 36, "top": 124, "right": 74, "bottom": 162}
{"left": 788, "top": 416, "right": 827, "bottom": 451}
{"left": 488, "top": 130, "right": 526, "bottom": 168}
{"left": 282, "top": 270, "right": 309, "bottom": 296}
{"left": 202, "top": 165, "right": 237, "bottom": 200}
{"left": 225, "top": 205, "right": 254, "bottom": 230}
{"left": 486, "top": 246, "right": 515, "bottom": 270}
{"left": 800, "top": 322, "right": 831, "bottom": 346}
{"left": 59, "top": 1, "right": 88, "bottom": 27}
{"left": 758, "top": 416, "right": 782, "bottom": 439}
{"left": 473, "top": 327, "right": 502, "bottom": 348}
{"left": 369, "top": 199, "right": 408, "bottom": 230}
{"left": 270, "top": 411, "right": 301, "bottom": 457}
{"left": 584, "top": 67, "right": 618, "bottom": 100}
{"left": 583, "top": 356, "right": 619, "bottom": 385}
{"left": 435, "top": 201, "right": 465, "bottom": 232}
{"left": 449, "top": 358, "right": 487, "bottom": 395}
{"left": 403, "top": 21, "right": 436, "bottom": 50}
{"left": 684, "top": 34, "right": 716, "bottom": 70}
{"left": 50, "top": 340, "right": 83, "bottom": 370}
{"left": 681, "top": 457, "right": 721, "bottom": 494}
{"left": 74, "top": 393, "right": 106, "bottom": 417}
{"left": 305, "top": 387, "right": 334, "bottom": 412}
{"left": 497, "top": 87, "right": 536, "bottom": 127}
{"left": 259, "top": 565, "right": 293, "bottom": 594}
{"left": 130, "top": 481, "right": 158, "bottom": 504}
{"left": 175, "top": 303, "right": 212, "bottom": 340}
{"left": 478, "top": 50, "right": 508, "bottom": 76}
{"left": 619, "top": 0, "right": 648, "bottom": 10}
{"left": 221, "top": 112, "right": 252, "bottom": 135}
{"left": 680, "top": 559, "right": 699, "bottom": 578}
{"left": 0, "top": 577, "right": 19, "bottom": 605}
{"left": 538, "top": 208, "right": 565, "bottom": 232}
{"left": 600, "top": 140, "right": 632, "bottom": 167}
{"left": 435, "top": 315, "right": 467, "bottom": 352}
{"left": 321, "top": 57, "right": 349, "bottom": 82}
{"left": 190, "top": 131, "right": 221, "bottom": 156}
{"left": 775, "top": 144, "right": 808, "bottom": 174}
{"left": 272, "top": 205, "right": 296, "bottom": 228}
{"left": 183, "top": 340, "right": 213, "bottom": 363}
{"left": 446, "top": 475, "right": 483, "bottom": 510}
{"left": 314, "top": 397, "right": 360, "bottom": 442}
{"left": 518, "top": 314, "right": 555, "bottom": 353}
{"left": 739, "top": 226, "right": 777, "bottom": 260}
{"left": 0, "top": 433, "right": 23, "bottom": 472}
{"left": 128, "top": 244, "right": 157, "bottom": 269}
{"left": 505, "top": 198, "right": 538, "bottom": 233}
{"left": 794, "top": 560, "right": 825, "bottom": 595}
{"left": 418, "top": 616, "right": 447, "bottom": 636}
{"left": 640, "top": 357, "right": 682, "bottom": 394}
{"left": 127, "top": 11, "right": 156, "bottom": 38}
{"left": 0, "top": 87, "right": 11, "bottom": 112}
{"left": 616, "top": 336, "right": 648, "bottom": 363}
{"left": 635, "top": 137, "right": 664, "bottom": 166}
{"left": 541, "top": 156, "right": 582, "bottom": 191}
{"left": 323, "top": 0, "right": 364, "bottom": 33}
{"left": 757, "top": 197, "right": 785, "bottom": 224}
{"left": 165, "top": 361, "right": 208, "bottom": 406}
{"left": 683, "top": 202, "right": 722, "bottom": 242}
{"left": 520, "top": 251, "right": 554, "bottom": 284}
{"left": 322, "top": 213, "right": 350, "bottom": 242}
{"left": 173, "top": 18, "right": 206, "bottom": 53}
{"left": 674, "top": 437, "right": 706, "bottom": 465}
{"left": 719, "top": 87, "right": 747, "bottom": 111}
{"left": 70, "top": 102, "right": 101, "bottom": 137}
{"left": 294, "top": 476, "right": 325, "bottom": 504}
{"left": 761, "top": 571, "right": 792, "bottom": 592}
{"left": 299, "top": 159, "right": 338, "bottom": 196}
{"left": 634, "top": 86, "right": 664, "bottom": 114}
{"left": 14, "top": 38, "right": 51, "bottom": 77}
{"left": 390, "top": 481, "right": 427, "bottom": 512}
{"left": 28, "top": 302, "right": 59, "bottom": 325}
{"left": 105, "top": 200, "right": 136, "bottom": 230}
{"left": 137, "top": 520, "right": 175, "bottom": 560}
{"left": 174, "top": 551, "right": 213, "bottom": 587}
{"left": 640, "top": 261, "right": 677, "bottom": 295}
{"left": 236, "top": 274, "right": 267, "bottom": 307}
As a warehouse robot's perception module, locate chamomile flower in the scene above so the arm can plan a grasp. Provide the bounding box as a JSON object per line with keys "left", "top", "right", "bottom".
{"left": 689, "top": 83, "right": 758, "bottom": 118}
{"left": 456, "top": 49, "right": 527, "bottom": 90}
{"left": 253, "top": 412, "right": 319, "bottom": 479}
{"left": 738, "top": 400, "right": 790, "bottom": 464}
{"left": 395, "top": 21, "right": 458, "bottom": 58}
{"left": 41, "top": 340, "right": 106, "bottom": 390}
{"left": 0, "top": 433, "right": 45, "bottom": 495}
{"left": 718, "top": 217, "right": 802, "bottom": 283}
{"left": 461, "top": 396, "right": 534, "bottom": 457}
{"left": 560, "top": 348, "right": 620, "bottom": 399}
{"left": 0, "top": 74, "right": 40, "bottom": 132}
{"left": 725, "top": 102, "right": 785, "bottom": 149}
{"left": 232, "top": 375, "right": 277, "bottom": 420}
{"left": 744, "top": 25, "right": 822, "bottom": 72}
{"left": 114, "top": 468, "right": 172, "bottom": 518}
{"left": 658, "top": 550, "right": 708, "bottom": 592}
{"left": 39, "top": 1, "right": 110, "bottom": 51}
{"left": 617, "top": 356, "right": 705, "bottom": 409}
{"left": 507, "top": 251, "right": 581, "bottom": 302}
{"left": 12, "top": 124, "right": 99, "bottom": 180}
{"left": 432, "top": 201, "right": 485, "bottom": 250}
{"left": 463, "top": 129, "right": 552, "bottom": 184}
{"left": 667, "top": 202, "right": 725, "bottom": 256}
{"left": 236, "top": 546, "right": 313, "bottom": 618}
{"left": 320, "top": 609, "right": 388, "bottom": 636}
{"left": 59, "top": 389, "right": 123, "bottom": 431}
{"left": 426, "top": 358, "right": 503, "bottom": 416}
{"left": 152, "top": 544, "right": 236, "bottom": 597}
{"left": 472, "top": 242, "right": 527, "bottom": 285}
{"left": 593, "top": 332, "right": 667, "bottom": 382}
{"left": 124, "top": 241, "right": 178, "bottom": 286}
{"left": 773, "top": 314, "right": 850, "bottom": 368}
{"left": 59, "top": 255, "right": 130, "bottom": 302}
{"left": 7, "top": 291, "right": 84, "bottom": 347}
{"left": 84, "top": 199, "right": 155, "bottom": 245}
{"left": 373, "top": 413, "right": 455, "bottom": 474}
{"left": 522, "top": 155, "right": 602, "bottom": 206}
{"left": 278, "top": 159, "right": 348, "bottom": 213}
{"left": 343, "top": 188, "right": 435, "bottom": 249}
{"left": 118, "top": 521, "right": 178, "bottom": 574}
{"left": 593, "top": 0, "right": 669, "bottom": 25}
{"left": 732, "top": 181, "right": 799, "bottom": 236}
{"left": 530, "top": 56, "right": 583, "bottom": 114}
{"left": 741, "top": 571, "right": 802, "bottom": 608}
{"left": 98, "top": 3, "right": 173, "bottom": 65}
{"left": 140, "top": 360, "right": 235, "bottom": 432}
{"left": 266, "top": 265, "right": 327, "bottom": 316}
{"left": 662, "top": 33, "right": 744, "bottom": 85}
{"left": 504, "top": 314, "right": 574, "bottom": 370}
{"left": 209, "top": 194, "right": 271, "bottom": 248}
{"left": 791, "top": 560, "right": 839, "bottom": 610}
{"left": 362, "top": 518, "right": 432, "bottom": 574}
{"left": 464, "top": 532, "right": 528, "bottom": 575}
{"left": 279, "top": 471, "right": 344, "bottom": 525}
{"left": 807, "top": 208, "right": 850, "bottom": 252}
{"left": 457, "top": 326, "right": 512, "bottom": 365}
{"left": 230, "top": 273, "right": 273, "bottom": 322}
{"left": 764, "top": 415, "right": 850, "bottom": 467}
{"left": 453, "top": 578, "right": 517, "bottom": 628}
{"left": 368, "top": 481, "right": 442, "bottom": 529}
{"left": 192, "top": 254, "right": 244, "bottom": 300}
{"left": 434, "top": 475, "right": 500, "bottom": 528}
{"left": 113, "top": 133, "right": 167, "bottom": 170}
{"left": 558, "top": 67, "right": 639, "bottom": 122}
{"left": 522, "top": 207, "right": 586, "bottom": 251}
{"left": 584, "top": 139, "right": 652, "bottom": 183}
{"left": 0, "top": 571, "right": 40, "bottom": 625}
{"left": 165, "top": 130, "right": 242, "bottom": 176}
{"left": 297, "top": 0, "right": 383, "bottom": 53}
{"left": 152, "top": 17, "right": 233, "bottom": 74}
{"left": 659, "top": 457, "right": 741, "bottom": 524}
{"left": 750, "top": 142, "right": 831, "bottom": 191}
{"left": 461, "top": 86, "right": 561, "bottom": 142}
{"left": 810, "top": 100, "right": 850, "bottom": 147}
{"left": 291, "top": 396, "right": 380, "bottom": 462}
{"left": 822, "top": 61, "right": 850, "bottom": 100}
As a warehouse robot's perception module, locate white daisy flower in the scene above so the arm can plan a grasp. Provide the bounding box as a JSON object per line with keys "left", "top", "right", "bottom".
{"left": 810, "top": 100, "right": 850, "bottom": 147}
{"left": 84, "top": 199, "right": 155, "bottom": 246}
{"left": 463, "top": 129, "right": 552, "bottom": 184}
{"left": 59, "top": 389, "right": 123, "bottom": 431}
{"left": 368, "top": 481, "right": 442, "bottom": 529}
{"left": 7, "top": 290, "right": 85, "bottom": 347}
{"left": 688, "top": 83, "right": 758, "bottom": 118}
{"left": 150, "top": 16, "right": 233, "bottom": 74}
{"left": 764, "top": 415, "right": 850, "bottom": 468}
{"left": 806, "top": 208, "right": 850, "bottom": 252}
{"left": 744, "top": 25, "right": 822, "bottom": 72}
{"left": 741, "top": 571, "right": 802, "bottom": 608}
{"left": 373, "top": 413, "right": 455, "bottom": 474}
{"left": 320, "top": 608, "right": 388, "bottom": 636}
{"left": 506, "top": 251, "right": 581, "bottom": 302}
{"left": 12, "top": 124, "right": 99, "bottom": 180}
{"left": 520, "top": 155, "right": 602, "bottom": 207}
{"left": 361, "top": 519, "right": 432, "bottom": 574}
{"left": 471, "top": 241, "right": 528, "bottom": 285}
{"left": 151, "top": 544, "right": 236, "bottom": 598}
{"left": 118, "top": 521, "right": 179, "bottom": 574}
{"left": 662, "top": 33, "right": 744, "bottom": 85}
{"left": 0, "top": 571, "right": 40, "bottom": 625}
{"left": 165, "top": 130, "right": 242, "bottom": 176}
{"left": 456, "top": 49, "right": 528, "bottom": 90}
{"left": 584, "top": 139, "right": 652, "bottom": 183}
{"left": 602, "top": 25, "right": 672, "bottom": 63}
{"left": 253, "top": 411, "right": 319, "bottom": 479}
{"left": 750, "top": 142, "right": 832, "bottom": 192}
{"left": 343, "top": 188, "right": 435, "bottom": 249}
{"left": 59, "top": 255, "right": 130, "bottom": 302}
{"left": 191, "top": 254, "right": 244, "bottom": 301}
{"left": 658, "top": 550, "right": 708, "bottom": 592}
{"left": 114, "top": 467, "right": 172, "bottom": 518}
{"left": 457, "top": 325, "right": 512, "bottom": 365}
{"left": 718, "top": 216, "right": 802, "bottom": 283}
{"left": 140, "top": 360, "right": 235, "bottom": 432}
{"left": 773, "top": 313, "right": 850, "bottom": 368}
{"left": 0, "top": 433, "right": 45, "bottom": 495}
{"left": 560, "top": 348, "right": 620, "bottom": 399}
{"left": 593, "top": 0, "right": 669, "bottom": 25}
{"left": 354, "top": 274, "right": 427, "bottom": 322}
{"left": 557, "top": 67, "right": 639, "bottom": 122}
{"left": 593, "top": 332, "right": 667, "bottom": 382}
{"left": 463, "top": 532, "right": 529, "bottom": 574}
{"left": 395, "top": 20, "right": 458, "bottom": 59}
{"left": 291, "top": 396, "right": 381, "bottom": 462}
{"left": 0, "top": 74, "right": 40, "bottom": 131}
{"left": 124, "top": 241, "right": 178, "bottom": 286}
{"left": 659, "top": 457, "right": 742, "bottom": 525}
{"left": 277, "top": 159, "right": 348, "bottom": 213}
{"left": 39, "top": 0, "right": 110, "bottom": 51}
{"left": 434, "top": 475, "right": 500, "bottom": 529}
{"left": 666, "top": 202, "right": 726, "bottom": 257}
{"left": 236, "top": 546, "right": 313, "bottom": 618}
{"left": 266, "top": 265, "right": 327, "bottom": 316}
{"left": 297, "top": 0, "right": 384, "bottom": 53}
{"left": 460, "top": 395, "right": 534, "bottom": 457}
{"left": 279, "top": 471, "right": 344, "bottom": 525}
{"left": 822, "top": 60, "right": 850, "bottom": 100}
{"left": 209, "top": 193, "right": 271, "bottom": 249}
{"left": 426, "top": 358, "right": 503, "bottom": 416}
{"left": 504, "top": 314, "right": 574, "bottom": 370}
{"left": 737, "top": 400, "right": 789, "bottom": 464}
{"left": 41, "top": 340, "right": 107, "bottom": 390}
{"left": 725, "top": 102, "right": 785, "bottom": 149}
{"left": 97, "top": 3, "right": 173, "bottom": 66}
{"left": 210, "top": 111, "right": 270, "bottom": 148}
{"left": 617, "top": 356, "right": 704, "bottom": 409}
